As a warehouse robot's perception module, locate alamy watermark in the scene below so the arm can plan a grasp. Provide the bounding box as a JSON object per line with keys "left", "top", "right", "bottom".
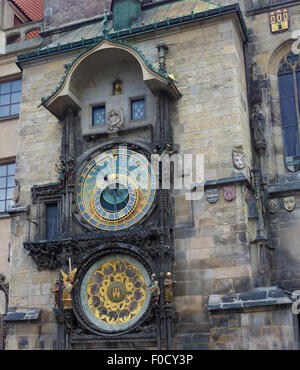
{"left": 95, "top": 145, "right": 205, "bottom": 201}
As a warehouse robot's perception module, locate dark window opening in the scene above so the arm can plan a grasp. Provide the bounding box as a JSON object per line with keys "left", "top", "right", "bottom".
{"left": 46, "top": 203, "right": 58, "bottom": 240}
{"left": 278, "top": 52, "right": 300, "bottom": 170}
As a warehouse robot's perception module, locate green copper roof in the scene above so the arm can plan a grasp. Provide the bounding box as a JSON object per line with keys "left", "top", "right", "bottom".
{"left": 38, "top": 0, "right": 220, "bottom": 50}
{"left": 17, "top": 1, "right": 247, "bottom": 64}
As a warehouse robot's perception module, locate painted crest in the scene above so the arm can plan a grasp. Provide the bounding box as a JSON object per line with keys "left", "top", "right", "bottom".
{"left": 285, "top": 156, "right": 300, "bottom": 173}
{"left": 206, "top": 188, "right": 218, "bottom": 203}
{"left": 232, "top": 150, "right": 246, "bottom": 170}
{"left": 284, "top": 197, "right": 296, "bottom": 212}
{"left": 269, "top": 8, "right": 289, "bottom": 34}
{"left": 267, "top": 199, "right": 279, "bottom": 214}
{"left": 223, "top": 186, "right": 236, "bottom": 201}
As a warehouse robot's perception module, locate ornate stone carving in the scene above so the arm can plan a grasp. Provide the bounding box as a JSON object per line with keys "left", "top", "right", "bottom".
{"left": 107, "top": 108, "right": 124, "bottom": 132}
{"left": 31, "top": 183, "right": 62, "bottom": 203}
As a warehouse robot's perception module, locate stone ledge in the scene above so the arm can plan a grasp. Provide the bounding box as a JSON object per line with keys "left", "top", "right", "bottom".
{"left": 204, "top": 174, "right": 250, "bottom": 189}
{"left": 208, "top": 286, "right": 292, "bottom": 311}
{"left": 7, "top": 205, "right": 30, "bottom": 215}
{"left": 4, "top": 307, "right": 41, "bottom": 322}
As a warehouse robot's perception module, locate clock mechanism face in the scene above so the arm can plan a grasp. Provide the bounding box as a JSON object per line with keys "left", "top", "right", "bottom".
{"left": 76, "top": 147, "right": 156, "bottom": 231}
{"left": 79, "top": 255, "right": 151, "bottom": 332}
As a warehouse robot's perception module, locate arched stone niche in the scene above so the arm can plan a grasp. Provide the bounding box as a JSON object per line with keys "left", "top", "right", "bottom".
{"left": 73, "top": 47, "right": 157, "bottom": 136}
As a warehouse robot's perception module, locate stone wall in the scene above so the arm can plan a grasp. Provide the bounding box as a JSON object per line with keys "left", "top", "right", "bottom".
{"left": 44, "top": 0, "right": 112, "bottom": 30}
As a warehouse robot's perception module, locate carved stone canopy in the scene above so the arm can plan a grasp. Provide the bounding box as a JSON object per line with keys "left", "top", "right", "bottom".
{"left": 41, "top": 39, "right": 181, "bottom": 120}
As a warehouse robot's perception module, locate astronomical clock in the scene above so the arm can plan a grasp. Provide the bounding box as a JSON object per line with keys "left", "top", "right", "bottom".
{"left": 76, "top": 147, "right": 156, "bottom": 231}
{"left": 71, "top": 146, "right": 159, "bottom": 336}
{"left": 27, "top": 38, "right": 179, "bottom": 349}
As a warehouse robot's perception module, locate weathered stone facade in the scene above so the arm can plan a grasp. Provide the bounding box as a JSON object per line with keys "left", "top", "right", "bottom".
{"left": 2, "top": 0, "right": 300, "bottom": 350}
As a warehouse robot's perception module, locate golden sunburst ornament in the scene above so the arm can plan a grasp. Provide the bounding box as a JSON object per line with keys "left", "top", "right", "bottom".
{"left": 86, "top": 259, "right": 147, "bottom": 325}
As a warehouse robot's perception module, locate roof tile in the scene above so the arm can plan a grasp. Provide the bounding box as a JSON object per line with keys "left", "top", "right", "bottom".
{"left": 10, "top": 0, "right": 44, "bottom": 21}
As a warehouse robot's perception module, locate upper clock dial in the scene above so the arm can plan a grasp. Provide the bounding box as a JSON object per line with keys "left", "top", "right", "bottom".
{"left": 76, "top": 147, "right": 156, "bottom": 231}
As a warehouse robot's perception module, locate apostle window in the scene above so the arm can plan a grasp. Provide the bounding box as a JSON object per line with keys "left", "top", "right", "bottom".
{"left": 0, "top": 162, "right": 15, "bottom": 213}
{"left": 92, "top": 105, "right": 106, "bottom": 126}
{"left": 131, "top": 98, "right": 146, "bottom": 121}
{"left": 278, "top": 52, "right": 300, "bottom": 171}
{"left": 0, "top": 79, "right": 22, "bottom": 119}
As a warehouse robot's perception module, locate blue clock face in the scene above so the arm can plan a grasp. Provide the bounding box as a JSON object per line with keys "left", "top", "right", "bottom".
{"left": 76, "top": 148, "right": 156, "bottom": 231}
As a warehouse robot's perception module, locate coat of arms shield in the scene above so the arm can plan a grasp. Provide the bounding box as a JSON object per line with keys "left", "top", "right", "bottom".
{"left": 232, "top": 151, "right": 246, "bottom": 170}
{"left": 284, "top": 197, "right": 296, "bottom": 212}
{"left": 223, "top": 186, "right": 236, "bottom": 201}
{"left": 206, "top": 188, "right": 218, "bottom": 203}
{"left": 267, "top": 199, "right": 279, "bottom": 214}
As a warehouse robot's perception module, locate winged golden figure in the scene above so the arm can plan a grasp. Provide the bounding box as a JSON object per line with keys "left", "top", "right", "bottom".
{"left": 60, "top": 268, "right": 77, "bottom": 309}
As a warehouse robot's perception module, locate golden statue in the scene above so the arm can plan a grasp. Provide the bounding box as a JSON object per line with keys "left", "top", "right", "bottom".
{"left": 113, "top": 80, "right": 122, "bottom": 95}
{"left": 60, "top": 268, "right": 77, "bottom": 309}
{"left": 164, "top": 272, "right": 176, "bottom": 304}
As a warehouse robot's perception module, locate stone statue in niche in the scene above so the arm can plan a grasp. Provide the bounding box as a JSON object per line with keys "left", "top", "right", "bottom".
{"left": 65, "top": 159, "right": 75, "bottom": 187}
{"left": 251, "top": 104, "right": 266, "bottom": 148}
{"left": 147, "top": 273, "right": 160, "bottom": 304}
{"left": 50, "top": 280, "right": 61, "bottom": 308}
{"left": 55, "top": 158, "right": 65, "bottom": 187}
{"left": 107, "top": 108, "right": 124, "bottom": 133}
{"left": 112, "top": 79, "right": 122, "bottom": 95}
{"left": 164, "top": 272, "right": 176, "bottom": 304}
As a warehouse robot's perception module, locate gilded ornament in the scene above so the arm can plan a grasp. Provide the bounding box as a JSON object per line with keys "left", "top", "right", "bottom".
{"left": 86, "top": 260, "right": 147, "bottom": 325}
{"left": 269, "top": 8, "right": 289, "bottom": 33}
{"left": 60, "top": 268, "right": 77, "bottom": 309}
{"left": 284, "top": 197, "right": 296, "bottom": 212}
{"left": 267, "top": 199, "right": 279, "bottom": 214}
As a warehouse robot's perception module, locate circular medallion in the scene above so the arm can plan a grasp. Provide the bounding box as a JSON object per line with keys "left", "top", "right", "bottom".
{"left": 80, "top": 255, "right": 151, "bottom": 332}
{"left": 76, "top": 148, "right": 156, "bottom": 231}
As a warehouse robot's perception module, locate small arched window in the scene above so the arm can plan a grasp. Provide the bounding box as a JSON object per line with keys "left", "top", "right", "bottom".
{"left": 278, "top": 52, "right": 300, "bottom": 171}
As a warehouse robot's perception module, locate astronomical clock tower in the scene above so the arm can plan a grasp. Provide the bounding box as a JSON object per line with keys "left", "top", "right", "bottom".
{"left": 16, "top": 6, "right": 181, "bottom": 347}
